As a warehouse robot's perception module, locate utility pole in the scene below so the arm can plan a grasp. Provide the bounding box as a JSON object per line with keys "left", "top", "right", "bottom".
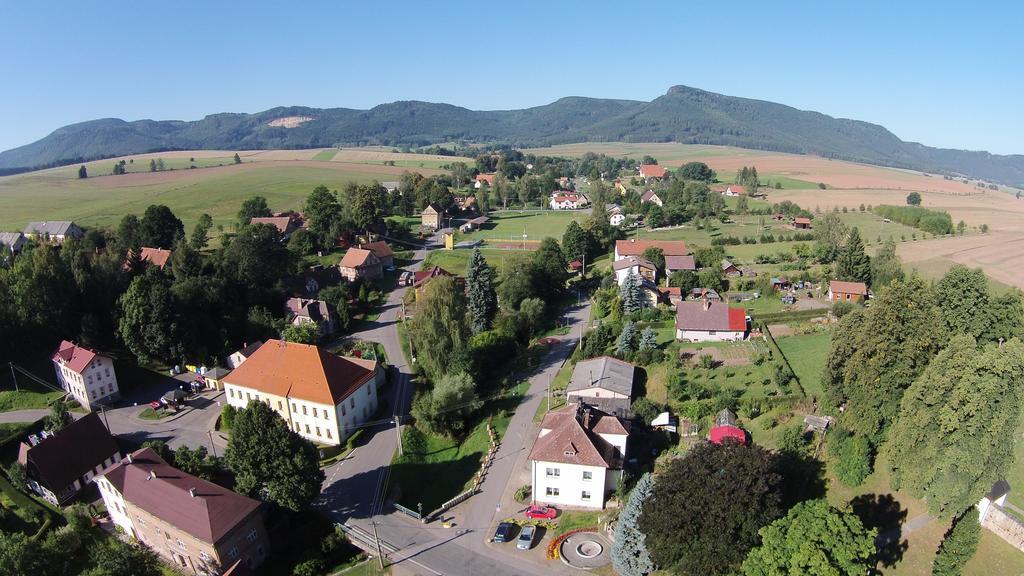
{"left": 373, "top": 521, "right": 385, "bottom": 570}
{"left": 547, "top": 375, "right": 551, "bottom": 412}
{"left": 208, "top": 430, "right": 218, "bottom": 458}
{"left": 100, "top": 405, "right": 111, "bottom": 431}
{"left": 394, "top": 415, "right": 403, "bottom": 456}
{"left": 8, "top": 362, "right": 18, "bottom": 392}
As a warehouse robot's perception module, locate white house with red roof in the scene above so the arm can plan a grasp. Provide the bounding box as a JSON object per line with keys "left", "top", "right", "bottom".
{"left": 640, "top": 190, "right": 664, "bottom": 207}
{"left": 675, "top": 300, "right": 748, "bottom": 342}
{"left": 723, "top": 184, "right": 747, "bottom": 197}
{"left": 638, "top": 164, "right": 667, "bottom": 180}
{"left": 550, "top": 191, "right": 588, "bottom": 210}
{"left": 614, "top": 239, "right": 689, "bottom": 261}
{"left": 529, "top": 403, "right": 630, "bottom": 509}
{"left": 474, "top": 173, "right": 496, "bottom": 188}
{"left": 52, "top": 341, "right": 120, "bottom": 411}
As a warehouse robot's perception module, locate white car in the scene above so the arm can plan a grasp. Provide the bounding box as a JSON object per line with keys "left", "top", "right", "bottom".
{"left": 517, "top": 525, "right": 537, "bottom": 550}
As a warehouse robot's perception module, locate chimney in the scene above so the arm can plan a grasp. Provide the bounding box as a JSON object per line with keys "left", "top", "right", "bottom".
{"left": 583, "top": 406, "right": 592, "bottom": 430}
{"left": 189, "top": 488, "right": 197, "bottom": 498}
{"left": 703, "top": 298, "right": 712, "bottom": 311}
{"left": 148, "top": 470, "right": 156, "bottom": 480}
{"left": 126, "top": 453, "right": 133, "bottom": 464}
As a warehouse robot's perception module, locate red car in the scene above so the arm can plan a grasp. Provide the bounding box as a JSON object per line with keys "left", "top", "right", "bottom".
{"left": 525, "top": 505, "right": 558, "bottom": 520}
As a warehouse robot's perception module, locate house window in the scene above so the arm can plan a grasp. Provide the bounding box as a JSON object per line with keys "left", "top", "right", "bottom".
{"left": 846, "top": 293, "right": 851, "bottom": 301}
{"left": 326, "top": 429, "right": 332, "bottom": 439}
{"left": 316, "top": 427, "right": 321, "bottom": 437}
{"left": 277, "top": 401, "right": 283, "bottom": 411}
{"left": 305, "top": 424, "right": 310, "bottom": 434}
{"left": 581, "top": 490, "right": 592, "bottom": 500}
{"left": 350, "top": 397, "right": 355, "bottom": 408}
{"left": 323, "top": 411, "right": 330, "bottom": 420}
{"left": 294, "top": 422, "right": 300, "bottom": 432}
{"left": 246, "top": 392, "right": 251, "bottom": 401}
{"left": 582, "top": 471, "right": 593, "bottom": 481}
{"left": 341, "top": 404, "right": 346, "bottom": 416}
{"left": 247, "top": 528, "right": 258, "bottom": 542}
{"left": 228, "top": 546, "right": 238, "bottom": 559}
{"left": 200, "top": 551, "right": 212, "bottom": 563}
{"left": 291, "top": 403, "right": 297, "bottom": 412}
{"left": 545, "top": 468, "right": 560, "bottom": 478}
{"left": 302, "top": 405, "right": 307, "bottom": 415}
{"left": 311, "top": 407, "right": 317, "bottom": 418}
{"left": 176, "top": 538, "right": 186, "bottom": 550}
{"left": 545, "top": 487, "right": 560, "bottom": 497}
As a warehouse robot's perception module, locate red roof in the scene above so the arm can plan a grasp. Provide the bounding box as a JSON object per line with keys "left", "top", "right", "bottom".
{"left": 615, "top": 239, "right": 689, "bottom": 258}
{"left": 413, "top": 266, "right": 454, "bottom": 288}
{"left": 52, "top": 340, "right": 98, "bottom": 374}
{"left": 138, "top": 247, "right": 171, "bottom": 268}
{"left": 476, "top": 173, "right": 496, "bottom": 185}
{"left": 709, "top": 425, "right": 748, "bottom": 445}
{"left": 568, "top": 260, "right": 583, "bottom": 270}
{"left": 794, "top": 217, "right": 812, "bottom": 225}
{"left": 728, "top": 308, "right": 747, "bottom": 331}
{"left": 639, "top": 164, "right": 667, "bottom": 178}
{"left": 829, "top": 280, "right": 868, "bottom": 295}
{"left": 727, "top": 184, "right": 747, "bottom": 193}
{"left": 250, "top": 216, "right": 293, "bottom": 234}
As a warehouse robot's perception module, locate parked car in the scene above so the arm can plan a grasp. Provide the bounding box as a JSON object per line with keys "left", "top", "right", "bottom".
{"left": 493, "top": 522, "right": 516, "bottom": 543}
{"left": 524, "top": 505, "right": 558, "bottom": 520}
{"left": 517, "top": 524, "right": 537, "bottom": 550}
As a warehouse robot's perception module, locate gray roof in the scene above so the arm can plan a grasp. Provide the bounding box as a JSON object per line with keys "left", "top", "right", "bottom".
{"left": 665, "top": 255, "right": 696, "bottom": 271}
{"left": 23, "top": 221, "right": 78, "bottom": 236}
{"left": 612, "top": 256, "right": 656, "bottom": 272}
{"left": 0, "top": 232, "right": 25, "bottom": 249}
{"left": 721, "top": 259, "right": 736, "bottom": 271}
{"left": 567, "top": 356, "right": 636, "bottom": 398}
{"left": 204, "top": 366, "right": 232, "bottom": 379}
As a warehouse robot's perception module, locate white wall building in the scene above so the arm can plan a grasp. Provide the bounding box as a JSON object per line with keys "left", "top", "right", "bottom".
{"left": 675, "top": 300, "right": 748, "bottom": 342}
{"left": 222, "top": 340, "right": 383, "bottom": 446}
{"left": 52, "top": 341, "right": 120, "bottom": 411}
{"left": 529, "top": 403, "right": 629, "bottom": 509}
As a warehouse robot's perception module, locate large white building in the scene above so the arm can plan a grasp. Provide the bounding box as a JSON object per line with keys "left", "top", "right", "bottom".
{"left": 52, "top": 341, "right": 120, "bottom": 411}
{"left": 222, "top": 340, "right": 383, "bottom": 446}
{"left": 529, "top": 403, "right": 630, "bottom": 509}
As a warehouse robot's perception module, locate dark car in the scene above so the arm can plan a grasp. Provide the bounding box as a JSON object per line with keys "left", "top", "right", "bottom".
{"left": 493, "top": 522, "right": 517, "bottom": 543}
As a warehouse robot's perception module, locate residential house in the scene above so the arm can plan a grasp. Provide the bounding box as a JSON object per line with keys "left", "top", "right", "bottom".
{"left": 338, "top": 248, "right": 382, "bottom": 282}
{"left": 639, "top": 280, "right": 663, "bottom": 307}
{"left": 474, "top": 173, "right": 496, "bottom": 188}
{"left": 529, "top": 403, "right": 630, "bottom": 510}
{"left": 723, "top": 184, "right": 747, "bottom": 197}
{"left": 613, "top": 180, "right": 627, "bottom": 195}
{"left": 738, "top": 266, "right": 758, "bottom": 277}
{"left": 614, "top": 239, "right": 688, "bottom": 261}
{"left": 249, "top": 216, "right": 299, "bottom": 239}
{"left": 665, "top": 254, "right": 697, "bottom": 274}
{"left": 689, "top": 287, "right": 722, "bottom": 301}
{"left": 675, "top": 300, "right": 748, "bottom": 342}
{"left": 23, "top": 221, "right": 83, "bottom": 244}
{"left": 566, "top": 357, "right": 636, "bottom": 418}
{"left": 52, "top": 341, "right": 120, "bottom": 411}
{"left": 17, "top": 412, "right": 122, "bottom": 506}
{"left": 793, "top": 217, "right": 812, "bottom": 230}
{"left": 96, "top": 447, "right": 270, "bottom": 574}
{"left": 125, "top": 246, "right": 172, "bottom": 270}
{"left": 550, "top": 192, "right": 587, "bottom": 210}
{"left": 709, "top": 409, "right": 748, "bottom": 445}
{"left": 284, "top": 297, "right": 337, "bottom": 337}
{"left": 413, "top": 266, "right": 460, "bottom": 299}
{"left": 638, "top": 164, "right": 667, "bottom": 181}
{"left": 613, "top": 256, "right": 657, "bottom": 285}
{"left": 0, "top": 231, "right": 26, "bottom": 254}
{"left": 284, "top": 265, "right": 343, "bottom": 298}
{"left": 605, "top": 204, "right": 626, "bottom": 226}
{"left": 381, "top": 181, "right": 399, "bottom": 193}
{"left": 640, "top": 190, "right": 664, "bottom": 207}
{"left": 658, "top": 286, "right": 684, "bottom": 307}
{"left": 721, "top": 259, "right": 741, "bottom": 277}
{"left": 421, "top": 204, "right": 443, "bottom": 229}
{"left": 828, "top": 280, "right": 868, "bottom": 302}
{"left": 222, "top": 340, "right": 383, "bottom": 446}
{"left": 227, "top": 341, "right": 263, "bottom": 370}
{"left": 361, "top": 240, "right": 394, "bottom": 268}
{"left": 454, "top": 196, "right": 477, "bottom": 212}
{"left": 200, "top": 366, "right": 232, "bottom": 391}
{"left": 467, "top": 216, "right": 489, "bottom": 230}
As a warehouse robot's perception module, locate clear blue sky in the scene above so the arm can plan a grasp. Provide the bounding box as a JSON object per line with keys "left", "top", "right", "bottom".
{"left": 2, "top": 1, "right": 1020, "bottom": 154}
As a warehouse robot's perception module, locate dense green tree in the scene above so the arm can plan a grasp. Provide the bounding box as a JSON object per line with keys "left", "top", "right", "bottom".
{"left": 149, "top": 159, "right": 157, "bottom": 172}
{"left": 932, "top": 511, "right": 981, "bottom": 576}
{"left": 531, "top": 237, "right": 569, "bottom": 301}
{"left": 84, "top": 535, "right": 161, "bottom": 576}
{"left": 173, "top": 445, "right": 219, "bottom": 481}
{"left": 410, "top": 371, "right": 481, "bottom": 437}
{"left": 933, "top": 265, "right": 990, "bottom": 339}
{"left": 407, "top": 276, "right": 471, "bottom": 381}
{"left": 612, "top": 473, "right": 657, "bottom": 576}
{"left": 885, "top": 336, "right": 1024, "bottom": 517}
{"left": 224, "top": 400, "right": 324, "bottom": 511}
{"left": 677, "top": 161, "right": 716, "bottom": 182}
{"left": 742, "top": 500, "right": 876, "bottom": 576}
{"left": 118, "top": 266, "right": 180, "bottom": 363}
{"left": 561, "top": 220, "right": 590, "bottom": 263}
{"left": 237, "top": 196, "right": 272, "bottom": 225}
{"left": 828, "top": 428, "right": 872, "bottom": 487}
{"left": 304, "top": 185, "right": 342, "bottom": 249}
{"left": 116, "top": 214, "right": 142, "bottom": 253}
{"left": 43, "top": 402, "right": 72, "bottom": 432}
{"left": 466, "top": 248, "right": 498, "bottom": 334}
{"left": 0, "top": 532, "right": 45, "bottom": 575}
{"left": 835, "top": 227, "right": 871, "bottom": 284}
{"left": 698, "top": 267, "right": 726, "bottom": 292}
{"left": 985, "top": 291, "right": 1024, "bottom": 343}
{"left": 190, "top": 213, "right": 213, "bottom": 250}
{"left": 638, "top": 327, "right": 658, "bottom": 351}
{"left": 641, "top": 247, "right": 665, "bottom": 277}
{"left": 281, "top": 321, "right": 320, "bottom": 344}
{"left": 906, "top": 192, "right": 922, "bottom": 206}
{"left": 138, "top": 204, "right": 184, "bottom": 249}
{"left": 617, "top": 320, "right": 637, "bottom": 356}
{"left": 620, "top": 271, "right": 643, "bottom": 314}
{"left": 318, "top": 284, "right": 352, "bottom": 332}
{"left": 233, "top": 152, "right": 242, "bottom": 164}
{"left": 812, "top": 213, "right": 848, "bottom": 263}
{"left": 497, "top": 255, "right": 536, "bottom": 310}
{"left": 870, "top": 239, "right": 904, "bottom": 288}
{"left": 639, "top": 442, "right": 783, "bottom": 576}
{"left": 220, "top": 222, "right": 290, "bottom": 301}
{"left": 7, "top": 244, "right": 79, "bottom": 348}
{"left": 825, "top": 276, "right": 944, "bottom": 441}
{"left": 668, "top": 269, "right": 698, "bottom": 293}
{"left": 77, "top": 165, "right": 87, "bottom": 179}
{"left": 351, "top": 183, "right": 387, "bottom": 231}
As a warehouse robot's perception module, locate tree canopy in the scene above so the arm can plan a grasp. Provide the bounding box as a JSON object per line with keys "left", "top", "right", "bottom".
{"left": 466, "top": 249, "right": 497, "bottom": 334}
{"left": 138, "top": 204, "right": 184, "bottom": 249}
{"left": 834, "top": 227, "right": 871, "bottom": 284}
{"left": 678, "top": 161, "right": 716, "bottom": 182}
{"left": 612, "top": 473, "right": 657, "bottom": 576}
{"left": 237, "top": 196, "right": 272, "bottom": 225}
{"left": 407, "top": 275, "right": 471, "bottom": 381}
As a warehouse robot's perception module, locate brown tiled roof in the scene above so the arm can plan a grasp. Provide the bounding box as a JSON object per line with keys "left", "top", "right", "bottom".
{"left": 675, "top": 301, "right": 747, "bottom": 331}
{"left": 223, "top": 340, "right": 375, "bottom": 406}
{"left": 640, "top": 190, "right": 660, "bottom": 203}
{"left": 665, "top": 255, "right": 696, "bottom": 270}
{"left": 529, "top": 405, "right": 627, "bottom": 468}
{"left": 101, "top": 448, "right": 260, "bottom": 545}
{"left": 615, "top": 239, "right": 688, "bottom": 258}
{"left": 612, "top": 256, "right": 656, "bottom": 272}
{"left": 285, "top": 298, "right": 330, "bottom": 323}
{"left": 413, "top": 266, "right": 453, "bottom": 288}
{"left": 475, "top": 174, "right": 496, "bottom": 184}
{"left": 136, "top": 247, "right": 172, "bottom": 269}
{"left": 362, "top": 241, "right": 393, "bottom": 259}
{"left": 18, "top": 412, "right": 120, "bottom": 494}
{"left": 829, "top": 280, "right": 868, "bottom": 294}
{"left": 52, "top": 340, "right": 98, "bottom": 374}
{"left": 249, "top": 216, "right": 293, "bottom": 234}
{"left": 639, "top": 164, "right": 667, "bottom": 178}
{"left": 339, "top": 248, "right": 378, "bottom": 269}
{"left": 794, "top": 217, "right": 812, "bottom": 225}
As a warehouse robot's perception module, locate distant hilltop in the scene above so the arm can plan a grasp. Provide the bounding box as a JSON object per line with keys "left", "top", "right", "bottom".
{"left": 1, "top": 85, "right": 1022, "bottom": 187}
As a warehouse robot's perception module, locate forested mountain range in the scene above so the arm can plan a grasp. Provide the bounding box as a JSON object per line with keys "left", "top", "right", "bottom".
{"left": 2, "top": 85, "right": 1022, "bottom": 186}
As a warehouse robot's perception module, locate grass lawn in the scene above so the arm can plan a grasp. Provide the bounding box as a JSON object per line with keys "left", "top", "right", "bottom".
{"left": 421, "top": 247, "right": 515, "bottom": 277}
{"left": 551, "top": 509, "right": 604, "bottom": 537}
{"left": 312, "top": 148, "right": 339, "bottom": 161}
{"left": 774, "top": 330, "right": 832, "bottom": 401}
{"left": 475, "top": 211, "right": 589, "bottom": 243}
{"left": 138, "top": 407, "right": 173, "bottom": 420}
{"left": 0, "top": 357, "right": 64, "bottom": 412}
{"left": 533, "top": 360, "right": 573, "bottom": 422}
{"left": 0, "top": 473, "right": 51, "bottom": 535}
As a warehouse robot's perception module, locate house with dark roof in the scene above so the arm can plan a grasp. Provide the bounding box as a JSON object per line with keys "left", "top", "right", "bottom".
{"left": 23, "top": 221, "right": 83, "bottom": 244}
{"left": 222, "top": 340, "right": 383, "bottom": 446}
{"left": 338, "top": 248, "right": 382, "bottom": 282}
{"left": 250, "top": 214, "right": 303, "bottom": 239}
{"left": 613, "top": 256, "right": 657, "bottom": 285}
{"left": 721, "top": 259, "right": 741, "bottom": 277}
{"left": 284, "top": 297, "right": 337, "bottom": 337}
{"left": 0, "top": 231, "right": 26, "bottom": 254}
{"left": 665, "top": 254, "right": 697, "bottom": 274}
{"left": 421, "top": 204, "right": 443, "bottom": 229}
{"left": 793, "top": 216, "right": 812, "bottom": 230}
{"left": 96, "top": 447, "right": 269, "bottom": 573}
{"left": 675, "top": 300, "right": 748, "bottom": 342}
{"left": 566, "top": 357, "right": 636, "bottom": 418}
{"left": 640, "top": 190, "right": 663, "bottom": 207}
{"left": 529, "top": 403, "right": 630, "bottom": 509}
{"left": 52, "top": 340, "right": 120, "bottom": 411}
{"left": 17, "top": 412, "right": 122, "bottom": 506}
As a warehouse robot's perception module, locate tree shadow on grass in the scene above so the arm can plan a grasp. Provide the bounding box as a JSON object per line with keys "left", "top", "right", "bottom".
{"left": 389, "top": 454, "right": 483, "bottom": 512}
{"left": 777, "top": 451, "right": 827, "bottom": 509}
{"left": 850, "top": 493, "right": 908, "bottom": 571}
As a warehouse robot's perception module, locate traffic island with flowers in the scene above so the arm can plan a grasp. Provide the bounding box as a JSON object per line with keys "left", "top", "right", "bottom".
{"left": 545, "top": 527, "right": 599, "bottom": 560}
